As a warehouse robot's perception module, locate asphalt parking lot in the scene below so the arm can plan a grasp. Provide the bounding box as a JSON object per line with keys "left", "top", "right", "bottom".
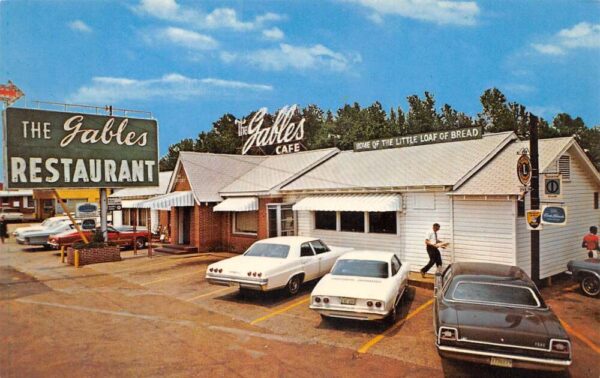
{"left": 1, "top": 225, "right": 599, "bottom": 377}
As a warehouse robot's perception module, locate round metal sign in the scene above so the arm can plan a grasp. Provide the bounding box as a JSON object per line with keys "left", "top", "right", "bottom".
{"left": 517, "top": 154, "right": 532, "bottom": 186}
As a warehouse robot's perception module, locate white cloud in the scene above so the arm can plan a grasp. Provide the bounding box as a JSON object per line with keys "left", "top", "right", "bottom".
{"left": 68, "top": 20, "right": 92, "bottom": 33}
{"left": 134, "top": 0, "right": 284, "bottom": 31}
{"left": 230, "top": 43, "right": 361, "bottom": 73}
{"left": 219, "top": 51, "right": 238, "bottom": 63}
{"left": 156, "top": 27, "right": 219, "bottom": 50}
{"left": 68, "top": 73, "right": 273, "bottom": 104}
{"left": 345, "top": 0, "right": 479, "bottom": 26}
{"left": 531, "top": 22, "right": 600, "bottom": 55}
{"left": 502, "top": 83, "right": 537, "bottom": 95}
{"left": 531, "top": 43, "right": 565, "bottom": 56}
{"left": 262, "top": 27, "right": 284, "bottom": 41}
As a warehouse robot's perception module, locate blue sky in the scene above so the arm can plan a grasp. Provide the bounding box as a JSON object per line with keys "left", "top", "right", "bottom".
{"left": 1, "top": 0, "right": 599, "bottom": 163}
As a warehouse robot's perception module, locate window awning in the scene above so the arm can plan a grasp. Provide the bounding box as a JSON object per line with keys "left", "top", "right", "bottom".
{"left": 121, "top": 200, "right": 142, "bottom": 209}
{"left": 134, "top": 191, "right": 196, "bottom": 210}
{"left": 292, "top": 194, "right": 402, "bottom": 212}
{"left": 214, "top": 197, "right": 258, "bottom": 212}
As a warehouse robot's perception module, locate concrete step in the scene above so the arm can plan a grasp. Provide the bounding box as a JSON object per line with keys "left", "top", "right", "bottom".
{"left": 154, "top": 245, "right": 199, "bottom": 255}
{"left": 408, "top": 271, "right": 434, "bottom": 290}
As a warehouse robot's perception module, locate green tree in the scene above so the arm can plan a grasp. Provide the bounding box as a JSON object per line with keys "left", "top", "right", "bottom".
{"left": 159, "top": 138, "right": 195, "bottom": 171}
{"left": 406, "top": 92, "right": 441, "bottom": 133}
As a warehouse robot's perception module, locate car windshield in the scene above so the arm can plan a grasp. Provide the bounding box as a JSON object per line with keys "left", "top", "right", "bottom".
{"left": 41, "top": 219, "right": 55, "bottom": 227}
{"left": 331, "top": 259, "right": 389, "bottom": 278}
{"left": 244, "top": 243, "right": 290, "bottom": 259}
{"left": 451, "top": 282, "right": 540, "bottom": 307}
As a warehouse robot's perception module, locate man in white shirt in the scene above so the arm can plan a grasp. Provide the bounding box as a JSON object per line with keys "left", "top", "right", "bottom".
{"left": 421, "top": 223, "right": 448, "bottom": 277}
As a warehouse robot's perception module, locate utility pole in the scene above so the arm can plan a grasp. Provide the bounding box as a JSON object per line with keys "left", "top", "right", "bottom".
{"left": 100, "top": 105, "right": 114, "bottom": 242}
{"left": 529, "top": 114, "right": 540, "bottom": 283}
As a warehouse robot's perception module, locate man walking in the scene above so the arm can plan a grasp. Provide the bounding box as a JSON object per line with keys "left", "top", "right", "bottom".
{"left": 582, "top": 226, "right": 599, "bottom": 258}
{"left": 421, "top": 223, "right": 448, "bottom": 277}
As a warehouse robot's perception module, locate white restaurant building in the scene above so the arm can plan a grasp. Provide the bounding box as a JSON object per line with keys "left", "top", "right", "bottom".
{"left": 146, "top": 130, "right": 599, "bottom": 279}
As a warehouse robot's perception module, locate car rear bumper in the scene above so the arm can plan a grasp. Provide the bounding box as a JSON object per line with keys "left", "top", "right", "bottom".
{"left": 437, "top": 344, "right": 571, "bottom": 371}
{"left": 310, "top": 305, "right": 389, "bottom": 320}
{"left": 206, "top": 275, "right": 269, "bottom": 291}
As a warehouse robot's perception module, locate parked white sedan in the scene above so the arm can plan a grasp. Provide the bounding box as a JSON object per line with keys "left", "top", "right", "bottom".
{"left": 13, "top": 216, "right": 69, "bottom": 237}
{"left": 310, "top": 251, "right": 410, "bottom": 324}
{"left": 206, "top": 236, "right": 352, "bottom": 295}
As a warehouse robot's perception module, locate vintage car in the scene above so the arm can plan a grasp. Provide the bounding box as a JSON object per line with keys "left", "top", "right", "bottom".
{"left": 47, "top": 225, "right": 148, "bottom": 249}
{"left": 434, "top": 262, "right": 572, "bottom": 371}
{"left": 206, "top": 236, "right": 352, "bottom": 295}
{"left": 13, "top": 216, "right": 69, "bottom": 237}
{"left": 566, "top": 258, "right": 600, "bottom": 297}
{"left": 16, "top": 219, "right": 95, "bottom": 248}
{"left": 0, "top": 208, "right": 24, "bottom": 222}
{"left": 309, "top": 250, "right": 410, "bottom": 324}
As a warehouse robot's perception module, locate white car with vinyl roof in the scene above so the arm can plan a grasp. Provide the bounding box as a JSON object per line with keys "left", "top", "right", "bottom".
{"left": 310, "top": 250, "right": 410, "bottom": 324}
{"left": 206, "top": 236, "right": 352, "bottom": 296}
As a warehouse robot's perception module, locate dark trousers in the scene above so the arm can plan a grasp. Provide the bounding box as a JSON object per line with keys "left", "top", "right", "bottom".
{"left": 421, "top": 245, "right": 442, "bottom": 273}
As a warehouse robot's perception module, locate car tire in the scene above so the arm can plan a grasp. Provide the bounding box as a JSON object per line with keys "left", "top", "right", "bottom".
{"left": 286, "top": 275, "right": 302, "bottom": 296}
{"left": 581, "top": 275, "right": 600, "bottom": 297}
{"left": 320, "top": 314, "right": 330, "bottom": 322}
{"left": 135, "top": 237, "right": 146, "bottom": 249}
{"left": 385, "top": 299, "right": 399, "bottom": 326}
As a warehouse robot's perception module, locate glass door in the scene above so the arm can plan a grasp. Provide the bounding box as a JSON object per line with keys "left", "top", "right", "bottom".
{"left": 267, "top": 203, "right": 296, "bottom": 237}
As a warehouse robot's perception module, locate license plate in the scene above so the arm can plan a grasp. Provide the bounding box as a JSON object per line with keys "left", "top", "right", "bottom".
{"left": 490, "top": 357, "right": 513, "bottom": 368}
{"left": 340, "top": 297, "right": 356, "bottom": 305}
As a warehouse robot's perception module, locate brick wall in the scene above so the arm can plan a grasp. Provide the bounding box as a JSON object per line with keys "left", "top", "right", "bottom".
{"left": 170, "top": 207, "right": 178, "bottom": 244}
{"left": 173, "top": 166, "right": 191, "bottom": 191}
{"left": 67, "top": 246, "right": 121, "bottom": 266}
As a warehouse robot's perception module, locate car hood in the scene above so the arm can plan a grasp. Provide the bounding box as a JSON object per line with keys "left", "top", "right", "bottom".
{"left": 15, "top": 226, "right": 45, "bottom": 235}
{"left": 22, "top": 225, "right": 70, "bottom": 237}
{"left": 209, "top": 255, "right": 291, "bottom": 276}
{"left": 451, "top": 302, "right": 566, "bottom": 349}
{"left": 312, "top": 274, "right": 391, "bottom": 299}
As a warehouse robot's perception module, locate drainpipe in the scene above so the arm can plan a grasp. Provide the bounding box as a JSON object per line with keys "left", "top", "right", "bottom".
{"left": 450, "top": 195, "right": 455, "bottom": 264}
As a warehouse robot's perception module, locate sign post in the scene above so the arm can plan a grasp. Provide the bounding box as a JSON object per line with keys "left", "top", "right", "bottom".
{"left": 529, "top": 114, "right": 540, "bottom": 283}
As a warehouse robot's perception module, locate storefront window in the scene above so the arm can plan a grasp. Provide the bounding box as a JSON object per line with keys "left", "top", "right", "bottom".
{"left": 369, "top": 212, "right": 397, "bottom": 234}
{"left": 139, "top": 209, "right": 148, "bottom": 226}
{"left": 123, "top": 209, "right": 131, "bottom": 225}
{"left": 340, "top": 212, "right": 364, "bottom": 233}
{"left": 234, "top": 211, "right": 258, "bottom": 234}
{"left": 25, "top": 196, "right": 35, "bottom": 208}
{"left": 315, "top": 211, "right": 336, "bottom": 230}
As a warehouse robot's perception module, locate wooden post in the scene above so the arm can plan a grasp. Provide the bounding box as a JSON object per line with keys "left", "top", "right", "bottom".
{"left": 60, "top": 246, "right": 65, "bottom": 263}
{"left": 148, "top": 210, "right": 153, "bottom": 258}
{"left": 52, "top": 190, "right": 89, "bottom": 244}
{"left": 133, "top": 210, "right": 138, "bottom": 255}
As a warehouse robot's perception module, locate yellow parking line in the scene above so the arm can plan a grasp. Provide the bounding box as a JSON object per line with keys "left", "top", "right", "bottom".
{"left": 251, "top": 296, "right": 310, "bottom": 325}
{"left": 358, "top": 298, "right": 434, "bottom": 354}
{"left": 140, "top": 271, "right": 200, "bottom": 286}
{"left": 186, "top": 287, "right": 235, "bottom": 301}
{"left": 559, "top": 318, "right": 600, "bottom": 355}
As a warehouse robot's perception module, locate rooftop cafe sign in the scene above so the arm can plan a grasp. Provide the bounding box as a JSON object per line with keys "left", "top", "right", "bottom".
{"left": 237, "top": 104, "right": 305, "bottom": 155}
{"left": 354, "top": 126, "right": 482, "bottom": 152}
{"left": 3, "top": 108, "right": 159, "bottom": 189}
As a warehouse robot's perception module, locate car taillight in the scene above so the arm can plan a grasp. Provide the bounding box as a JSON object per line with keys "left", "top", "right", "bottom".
{"left": 218, "top": 269, "right": 223, "bottom": 273}
{"left": 367, "top": 301, "right": 373, "bottom": 307}
{"left": 247, "top": 272, "right": 252, "bottom": 276}
{"left": 257, "top": 273, "right": 262, "bottom": 277}
{"left": 551, "top": 340, "right": 570, "bottom": 354}
{"left": 375, "top": 301, "right": 382, "bottom": 308}
{"left": 252, "top": 272, "right": 257, "bottom": 277}
{"left": 323, "top": 297, "right": 329, "bottom": 304}
{"left": 209, "top": 268, "right": 214, "bottom": 272}
{"left": 314, "top": 297, "right": 321, "bottom": 303}
{"left": 439, "top": 327, "right": 458, "bottom": 341}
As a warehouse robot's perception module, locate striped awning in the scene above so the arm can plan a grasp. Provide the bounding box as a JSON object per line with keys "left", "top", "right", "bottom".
{"left": 292, "top": 194, "right": 402, "bottom": 212}
{"left": 134, "top": 191, "right": 196, "bottom": 210}
{"left": 213, "top": 197, "right": 258, "bottom": 212}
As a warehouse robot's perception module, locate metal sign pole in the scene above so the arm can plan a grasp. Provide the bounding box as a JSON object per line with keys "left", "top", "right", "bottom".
{"left": 529, "top": 114, "right": 540, "bottom": 283}
{"left": 100, "top": 189, "right": 108, "bottom": 242}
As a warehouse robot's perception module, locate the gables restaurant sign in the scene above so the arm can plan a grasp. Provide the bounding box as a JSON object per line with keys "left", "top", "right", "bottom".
{"left": 3, "top": 108, "right": 159, "bottom": 189}
{"left": 237, "top": 104, "right": 305, "bottom": 155}
{"left": 354, "top": 126, "right": 482, "bottom": 152}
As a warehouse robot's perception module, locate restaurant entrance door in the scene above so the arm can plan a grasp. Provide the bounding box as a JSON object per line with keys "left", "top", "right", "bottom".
{"left": 178, "top": 207, "right": 191, "bottom": 244}
{"left": 268, "top": 204, "right": 295, "bottom": 238}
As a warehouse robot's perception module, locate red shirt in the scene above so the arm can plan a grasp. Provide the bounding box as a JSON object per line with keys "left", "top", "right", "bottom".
{"left": 583, "top": 233, "right": 599, "bottom": 250}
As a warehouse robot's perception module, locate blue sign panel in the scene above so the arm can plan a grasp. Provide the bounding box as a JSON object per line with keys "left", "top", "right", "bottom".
{"left": 541, "top": 206, "right": 567, "bottom": 225}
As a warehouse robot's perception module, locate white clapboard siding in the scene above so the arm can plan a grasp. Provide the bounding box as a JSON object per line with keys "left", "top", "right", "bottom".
{"left": 453, "top": 199, "right": 516, "bottom": 266}
{"left": 517, "top": 148, "right": 600, "bottom": 278}
{"left": 403, "top": 193, "right": 452, "bottom": 272}
{"left": 296, "top": 192, "right": 452, "bottom": 272}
